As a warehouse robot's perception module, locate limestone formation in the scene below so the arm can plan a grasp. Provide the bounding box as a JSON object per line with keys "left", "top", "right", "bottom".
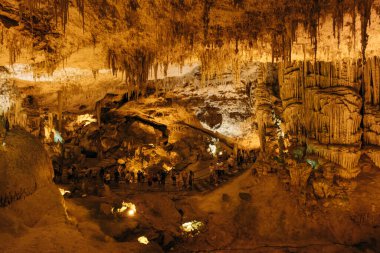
{"left": 288, "top": 161, "right": 312, "bottom": 189}
{"left": 363, "top": 106, "right": 380, "bottom": 146}
{"left": 312, "top": 179, "right": 335, "bottom": 199}
{"left": 279, "top": 60, "right": 364, "bottom": 178}
{"left": 0, "top": 129, "right": 53, "bottom": 207}
{"left": 362, "top": 56, "right": 380, "bottom": 168}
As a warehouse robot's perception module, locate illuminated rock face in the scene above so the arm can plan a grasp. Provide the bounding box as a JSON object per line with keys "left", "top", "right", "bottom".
{"left": 0, "top": 129, "right": 53, "bottom": 207}
{"left": 363, "top": 56, "right": 380, "bottom": 168}
{"left": 279, "top": 60, "right": 364, "bottom": 178}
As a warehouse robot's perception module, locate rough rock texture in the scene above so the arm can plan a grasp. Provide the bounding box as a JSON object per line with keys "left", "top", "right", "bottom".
{"left": 279, "top": 60, "right": 364, "bottom": 178}
{"left": 363, "top": 56, "right": 380, "bottom": 168}
{"left": 0, "top": 129, "right": 53, "bottom": 207}
{"left": 363, "top": 106, "right": 380, "bottom": 146}
{"left": 253, "top": 63, "right": 279, "bottom": 152}
{"left": 167, "top": 64, "right": 260, "bottom": 150}
{"left": 312, "top": 178, "right": 334, "bottom": 198}
{"left": 288, "top": 161, "right": 312, "bottom": 189}
{"left": 304, "top": 87, "right": 362, "bottom": 146}
{"left": 278, "top": 62, "right": 305, "bottom": 141}
{"left": 255, "top": 83, "right": 273, "bottom": 152}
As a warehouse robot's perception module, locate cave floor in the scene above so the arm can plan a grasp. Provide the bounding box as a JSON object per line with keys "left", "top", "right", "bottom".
{"left": 54, "top": 162, "right": 380, "bottom": 253}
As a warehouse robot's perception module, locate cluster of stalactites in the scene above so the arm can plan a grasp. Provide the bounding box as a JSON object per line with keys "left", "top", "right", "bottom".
{"left": 0, "top": 25, "right": 34, "bottom": 66}
{"left": 199, "top": 46, "right": 231, "bottom": 87}
{"left": 21, "top": 0, "right": 86, "bottom": 32}
{"left": 20, "top": 0, "right": 72, "bottom": 32}
{"left": 275, "top": 0, "right": 374, "bottom": 63}
{"left": 107, "top": 48, "right": 154, "bottom": 100}
{"left": 0, "top": 80, "right": 27, "bottom": 129}
{"left": 198, "top": 41, "right": 266, "bottom": 88}
{"left": 0, "top": 0, "right": 86, "bottom": 70}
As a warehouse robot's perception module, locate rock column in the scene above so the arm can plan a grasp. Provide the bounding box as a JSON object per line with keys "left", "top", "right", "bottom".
{"left": 279, "top": 60, "right": 363, "bottom": 178}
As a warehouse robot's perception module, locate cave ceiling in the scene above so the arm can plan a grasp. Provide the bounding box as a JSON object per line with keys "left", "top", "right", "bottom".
{"left": 0, "top": 0, "right": 380, "bottom": 78}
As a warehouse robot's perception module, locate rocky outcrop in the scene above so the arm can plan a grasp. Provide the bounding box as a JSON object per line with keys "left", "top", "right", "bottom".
{"left": 0, "top": 129, "right": 53, "bottom": 207}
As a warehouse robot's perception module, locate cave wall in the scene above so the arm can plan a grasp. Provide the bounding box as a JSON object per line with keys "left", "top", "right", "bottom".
{"left": 279, "top": 58, "right": 380, "bottom": 178}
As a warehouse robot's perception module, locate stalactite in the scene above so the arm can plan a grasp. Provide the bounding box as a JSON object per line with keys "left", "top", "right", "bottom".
{"left": 307, "top": 0, "right": 321, "bottom": 62}
{"left": 22, "top": 0, "right": 41, "bottom": 14}
{"left": 22, "top": 0, "right": 70, "bottom": 32}
{"left": 352, "top": 0, "right": 357, "bottom": 50}
{"left": 232, "top": 40, "right": 241, "bottom": 87}
{"left": 332, "top": 0, "right": 344, "bottom": 48}
{"left": 199, "top": 46, "right": 231, "bottom": 87}
{"left": 358, "top": 0, "right": 373, "bottom": 64}
{"left": 59, "top": 0, "right": 69, "bottom": 33}
{"left": 76, "top": 0, "right": 85, "bottom": 32}
{"left": 202, "top": 0, "right": 213, "bottom": 46}
{"left": 283, "top": 21, "right": 294, "bottom": 63}
{"left": 107, "top": 49, "right": 118, "bottom": 76}
{"left": 6, "top": 31, "right": 22, "bottom": 66}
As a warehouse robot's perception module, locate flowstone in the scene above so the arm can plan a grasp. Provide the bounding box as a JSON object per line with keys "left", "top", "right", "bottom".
{"left": 279, "top": 60, "right": 365, "bottom": 179}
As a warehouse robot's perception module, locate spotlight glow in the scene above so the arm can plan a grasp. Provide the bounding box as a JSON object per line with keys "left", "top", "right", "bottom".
{"left": 111, "top": 201, "right": 136, "bottom": 217}
{"left": 181, "top": 220, "right": 204, "bottom": 233}
{"left": 59, "top": 188, "right": 71, "bottom": 196}
{"left": 137, "top": 236, "right": 149, "bottom": 245}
